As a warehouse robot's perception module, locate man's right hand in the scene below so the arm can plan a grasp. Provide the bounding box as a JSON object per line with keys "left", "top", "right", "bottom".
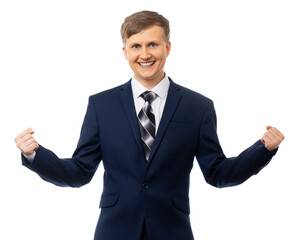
{"left": 14, "top": 128, "right": 39, "bottom": 156}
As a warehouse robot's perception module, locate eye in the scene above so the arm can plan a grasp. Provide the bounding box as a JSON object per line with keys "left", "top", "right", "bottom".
{"left": 149, "top": 43, "right": 157, "bottom": 48}
{"left": 132, "top": 44, "right": 140, "bottom": 49}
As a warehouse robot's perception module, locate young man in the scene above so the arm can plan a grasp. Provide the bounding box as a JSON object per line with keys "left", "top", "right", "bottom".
{"left": 15, "top": 11, "right": 284, "bottom": 240}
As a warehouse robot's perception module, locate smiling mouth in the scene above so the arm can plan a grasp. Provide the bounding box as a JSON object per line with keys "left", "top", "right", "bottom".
{"left": 138, "top": 61, "right": 155, "bottom": 67}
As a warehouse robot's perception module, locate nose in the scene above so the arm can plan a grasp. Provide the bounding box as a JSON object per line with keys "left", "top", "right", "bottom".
{"left": 140, "top": 47, "right": 151, "bottom": 60}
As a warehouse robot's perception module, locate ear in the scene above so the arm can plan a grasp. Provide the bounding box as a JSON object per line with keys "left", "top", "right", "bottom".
{"left": 166, "top": 41, "right": 171, "bottom": 57}
{"left": 123, "top": 47, "right": 128, "bottom": 61}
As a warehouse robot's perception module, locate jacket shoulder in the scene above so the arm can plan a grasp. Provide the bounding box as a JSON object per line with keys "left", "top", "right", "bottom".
{"left": 91, "top": 84, "right": 124, "bottom": 100}
{"left": 87, "top": 80, "right": 132, "bottom": 106}
{"left": 173, "top": 81, "right": 213, "bottom": 106}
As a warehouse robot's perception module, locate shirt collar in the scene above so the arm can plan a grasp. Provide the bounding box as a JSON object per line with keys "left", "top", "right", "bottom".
{"left": 131, "top": 74, "right": 170, "bottom": 100}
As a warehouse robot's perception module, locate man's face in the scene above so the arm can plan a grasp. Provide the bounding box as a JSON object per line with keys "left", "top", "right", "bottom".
{"left": 123, "top": 25, "right": 171, "bottom": 87}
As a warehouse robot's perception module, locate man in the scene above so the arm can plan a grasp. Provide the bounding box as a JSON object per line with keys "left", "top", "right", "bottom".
{"left": 15, "top": 10, "right": 284, "bottom": 240}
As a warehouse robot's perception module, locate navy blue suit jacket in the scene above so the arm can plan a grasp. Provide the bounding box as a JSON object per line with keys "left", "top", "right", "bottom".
{"left": 22, "top": 78, "right": 276, "bottom": 240}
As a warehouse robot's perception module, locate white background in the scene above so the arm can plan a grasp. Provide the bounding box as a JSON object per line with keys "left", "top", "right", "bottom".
{"left": 1, "top": 0, "right": 299, "bottom": 239}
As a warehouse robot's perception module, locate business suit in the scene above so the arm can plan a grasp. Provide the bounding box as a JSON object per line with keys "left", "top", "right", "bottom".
{"left": 22, "top": 78, "right": 276, "bottom": 240}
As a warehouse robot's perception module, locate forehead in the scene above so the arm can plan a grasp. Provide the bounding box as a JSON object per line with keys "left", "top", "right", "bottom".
{"left": 125, "top": 25, "right": 165, "bottom": 45}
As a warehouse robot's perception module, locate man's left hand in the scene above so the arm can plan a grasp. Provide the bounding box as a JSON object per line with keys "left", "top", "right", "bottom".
{"left": 261, "top": 126, "right": 285, "bottom": 152}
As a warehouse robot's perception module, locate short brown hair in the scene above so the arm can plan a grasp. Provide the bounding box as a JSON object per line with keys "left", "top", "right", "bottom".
{"left": 121, "top": 10, "right": 170, "bottom": 45}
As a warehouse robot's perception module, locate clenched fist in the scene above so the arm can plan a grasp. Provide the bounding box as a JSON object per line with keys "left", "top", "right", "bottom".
{"left": 261, "top": 126, "right": 284, "bottom": 152}
{"left": 14, "top": 128, "right": 39, "bottom": 156}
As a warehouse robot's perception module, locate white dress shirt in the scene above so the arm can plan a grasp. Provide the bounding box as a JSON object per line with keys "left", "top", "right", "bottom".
{"left": 24, "top": 75, "right": 170, "bottom": 162}
{"left": 131, "top": 75, "right": 170, "bottom": 133}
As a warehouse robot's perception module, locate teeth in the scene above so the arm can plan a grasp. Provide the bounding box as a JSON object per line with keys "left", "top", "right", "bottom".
{"left": 139, "top": 61, "right": 155, "bottom": 67}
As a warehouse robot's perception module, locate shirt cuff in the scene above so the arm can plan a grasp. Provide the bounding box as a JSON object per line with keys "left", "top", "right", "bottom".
{"left": 23, "top": 151, "right": 36, "bottom": 163}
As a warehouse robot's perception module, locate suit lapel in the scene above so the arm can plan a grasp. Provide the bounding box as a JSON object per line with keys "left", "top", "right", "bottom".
{"left": 119, "top": 78, "right": 182, "bottom": 163}
{"left": 148, "top": 79, "right": 182, "bottom": 163}
{"left": 119, "top": 80, "right": 144, "bottom": 156}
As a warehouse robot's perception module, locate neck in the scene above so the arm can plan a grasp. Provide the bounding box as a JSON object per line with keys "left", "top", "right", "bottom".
{"left": 135, "top": 73, "right": 165, "bottom": 90}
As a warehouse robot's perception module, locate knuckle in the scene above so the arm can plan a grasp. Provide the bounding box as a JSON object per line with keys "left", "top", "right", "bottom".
{"left": 19, "top": 144, "right": 25, "bottom": 151}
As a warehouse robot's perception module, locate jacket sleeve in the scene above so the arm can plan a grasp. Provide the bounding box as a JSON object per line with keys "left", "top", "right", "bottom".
{"left": 195, "top": 100, "right": 277, "bottom": 188}
{"left": 22, "top": 96, "right": 102, "bottom": 187}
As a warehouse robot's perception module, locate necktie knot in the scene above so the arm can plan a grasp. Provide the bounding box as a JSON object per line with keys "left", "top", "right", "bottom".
{"left": 141, "top": 91, "right": 157, "bottom": 104}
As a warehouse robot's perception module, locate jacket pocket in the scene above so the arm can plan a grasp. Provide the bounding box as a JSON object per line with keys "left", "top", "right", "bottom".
{"left": 99, "top": 192, "right": 119, "bottom": 208}
{"left": 172, "top": 194, "right": 190, "bottom": 214}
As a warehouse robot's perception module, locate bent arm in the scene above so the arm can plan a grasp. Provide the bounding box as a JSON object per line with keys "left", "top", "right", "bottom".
{"left": 196, "top": 101, "right": 277, "bottom": 188}
{"left": 22, "top": 96, "right": 102, "bottom": 187}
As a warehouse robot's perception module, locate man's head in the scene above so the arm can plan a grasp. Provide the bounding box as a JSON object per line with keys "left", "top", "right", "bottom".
{"left": 121, "top": 11, "right": 171, "bottom": 88}
{"left": 121, "top": 10, "right": 170, "bottom": 46}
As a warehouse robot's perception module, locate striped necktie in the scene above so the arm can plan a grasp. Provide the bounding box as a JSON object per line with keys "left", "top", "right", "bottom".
{"left": 138, "top": 91, "right": 157, "bottom": 161}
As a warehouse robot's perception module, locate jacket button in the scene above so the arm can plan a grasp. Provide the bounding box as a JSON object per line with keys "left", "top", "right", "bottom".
{"left": 143, "top": 183, "right": 149, "bottom": 189}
